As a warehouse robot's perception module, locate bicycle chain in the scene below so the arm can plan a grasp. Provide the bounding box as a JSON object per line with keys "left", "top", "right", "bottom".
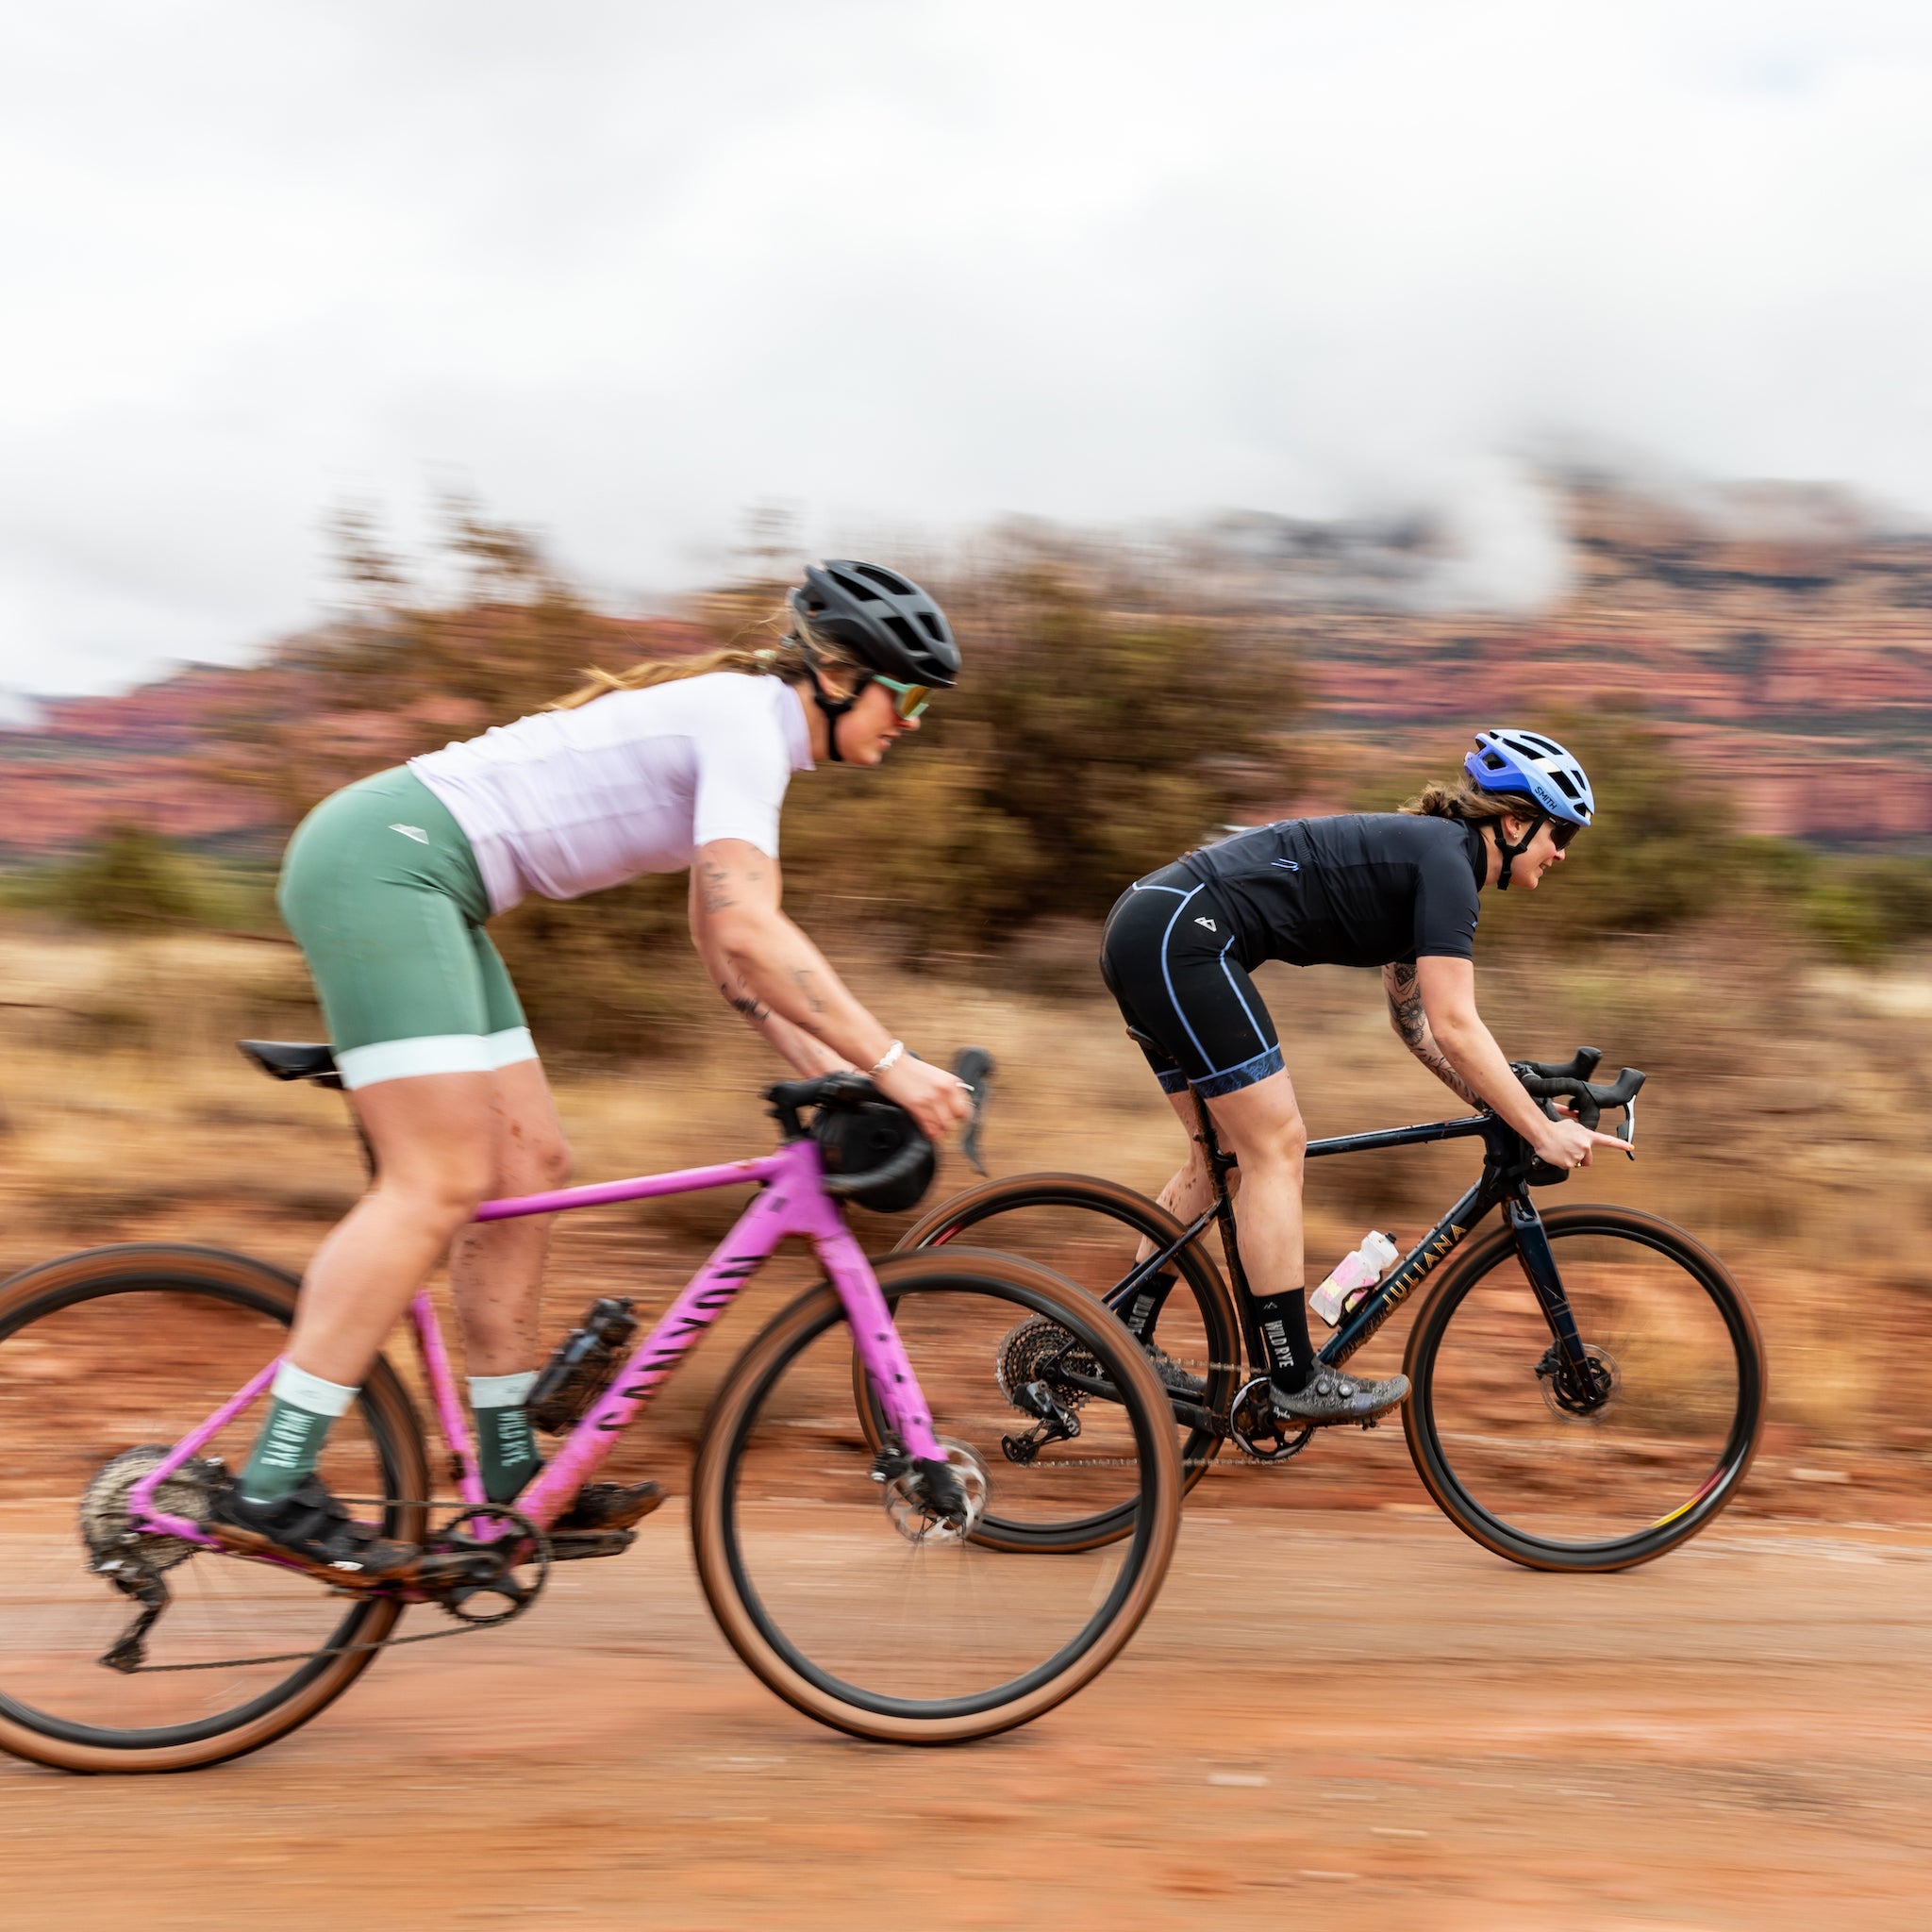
{"left": 122, "top": 1500, "right": 547, "bottom": 1675}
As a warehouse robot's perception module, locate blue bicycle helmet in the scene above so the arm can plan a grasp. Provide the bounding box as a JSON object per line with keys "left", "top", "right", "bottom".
{"left": 1463, "top": 729, "right": 1594, "bottom": 889}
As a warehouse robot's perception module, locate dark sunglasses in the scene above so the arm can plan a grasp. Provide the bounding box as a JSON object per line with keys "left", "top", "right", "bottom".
{"left": 1550, "top": 819, "right": 1584, "bottom": 850}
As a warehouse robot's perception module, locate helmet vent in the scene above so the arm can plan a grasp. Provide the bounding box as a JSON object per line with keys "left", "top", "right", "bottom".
{"left": 917, "top": 611, "right": 947, "bottom": 641}
{"left": 1517, "top": 733, "right": 1562, "bottom": 755}
{"left": 882, "top": 613, "right": 924, "bottom": 656}
{"left": 1551, "top": 769, "right": 1580, "bottom": 800}
{"left": 852, "top": 564, "right": 914, "bottom": 596}
{"left": 827, "top": 569, "right": 881, "bottom": 602}
{"left": 1482, "top": 751, "right": 1507, "bottom": 770}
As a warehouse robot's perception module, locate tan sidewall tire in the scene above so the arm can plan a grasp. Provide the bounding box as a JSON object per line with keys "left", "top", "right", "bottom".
{"left": 1401, "top": 1204, "right": 1766, "bottom": 1573}
{"left": 691, "top": 1248, "right": 1181, "bottom": 1743}
{"left": 0, "top": 1244, "right": 427, "bottom": 1774}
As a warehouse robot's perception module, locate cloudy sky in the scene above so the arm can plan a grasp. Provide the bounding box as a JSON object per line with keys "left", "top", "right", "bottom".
{"left": 4, "top": 0, "right": 1931, "bottom": 697}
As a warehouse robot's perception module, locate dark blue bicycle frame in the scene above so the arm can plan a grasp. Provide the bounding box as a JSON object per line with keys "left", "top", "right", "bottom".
{"left": 1102, "top": 1108, "right": 1596, "bottom": 1390}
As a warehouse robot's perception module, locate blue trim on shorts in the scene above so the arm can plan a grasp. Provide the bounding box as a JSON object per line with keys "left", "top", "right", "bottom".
{"left": 1191, "top": 1044, "right": 1286, "bottom": 1100}
{"left": 1154, "top": 1066, "right": 1190, "bottom": 1094}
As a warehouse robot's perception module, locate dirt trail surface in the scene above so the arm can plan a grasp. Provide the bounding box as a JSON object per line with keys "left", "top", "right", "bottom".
{"left": 7, "top": 1497, "right": 1929, "bottom": 1931}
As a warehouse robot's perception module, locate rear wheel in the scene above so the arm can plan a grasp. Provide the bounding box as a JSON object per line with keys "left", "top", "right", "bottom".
{"left": 691, "top": 1249, "right": 1181, "bottom": 1743}
{"left": 896, "top": 1174, "right": 1241, "bottom": 1546}
{"left": 0, "top": 1244, "right": 427, "bottom": 1773}
{"left": 1402, "top": 1205, "right": 1765, "bottom": 1572}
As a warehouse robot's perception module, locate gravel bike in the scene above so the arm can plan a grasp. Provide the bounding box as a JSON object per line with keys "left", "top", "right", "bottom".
{"left": 900, "top": 1049, "right": 1765, "bottom": 1573}
{"left": 0, "top": 1044, "right": 1180, "bottom": 1773}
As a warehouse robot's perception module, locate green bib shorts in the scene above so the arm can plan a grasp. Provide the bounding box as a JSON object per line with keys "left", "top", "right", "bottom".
{"left": 276, "top": 768, "right": 536, "bottom": 1091}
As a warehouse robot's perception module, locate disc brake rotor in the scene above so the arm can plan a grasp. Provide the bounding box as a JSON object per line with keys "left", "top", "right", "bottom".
{"left": 881, "top": 1439, "right": 990, "bottom": 1544}
{"left": 1539, "top": 1343, "right": 1621, "bottom": 1422}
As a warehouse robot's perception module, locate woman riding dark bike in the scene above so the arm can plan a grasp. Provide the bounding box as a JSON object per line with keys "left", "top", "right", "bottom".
{"left": 211, "top": 561, "right": 974, "bottom": 1584}
{"left": 1100, "top": 729, "right": 1627, "bottom": 1430}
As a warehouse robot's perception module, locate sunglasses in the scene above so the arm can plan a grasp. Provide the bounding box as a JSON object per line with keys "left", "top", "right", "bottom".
{"left": 1550, "top": 819, "right": 1584, "bottom": 850}
{"left": 867, "top": 674, "right": 935, "bottom": 721}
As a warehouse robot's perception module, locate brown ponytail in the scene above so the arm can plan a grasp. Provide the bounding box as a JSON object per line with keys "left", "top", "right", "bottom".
{"left": 1401, "top": 776, "right": 1535, "bottom": 826}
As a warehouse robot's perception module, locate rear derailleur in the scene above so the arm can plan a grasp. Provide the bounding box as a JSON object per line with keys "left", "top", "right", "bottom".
{"left": 1000, "top": 1379, "right": 1083, "bottom": 1465}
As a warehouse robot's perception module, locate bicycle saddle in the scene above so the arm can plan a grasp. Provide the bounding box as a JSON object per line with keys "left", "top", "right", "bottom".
{"left": 237, "top": 1040, "right": 343, "bottom": 1090}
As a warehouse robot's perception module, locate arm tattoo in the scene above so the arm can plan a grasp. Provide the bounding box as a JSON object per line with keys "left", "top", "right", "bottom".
{"left": 698, "top": 859, "right": 737, "bottom": 915}
{"left": 790, "top": 967, "right": 827, "bottom": 1017}
{"left": 1386, "top": 963, "right": 1484, "bottom": 1108}
{"left": 720, "top": 980, "right": 772, "bottom": 1026}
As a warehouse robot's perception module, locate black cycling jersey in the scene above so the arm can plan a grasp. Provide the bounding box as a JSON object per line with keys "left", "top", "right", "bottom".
{"left": 1099, "top": 813, "right": 1491, "bottom": 1104}
{"left": 1179, "top": 812, "right": 1488, "bottom": 971}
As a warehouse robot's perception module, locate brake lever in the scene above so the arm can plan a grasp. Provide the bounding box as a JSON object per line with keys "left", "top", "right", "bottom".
{"left": 953, "top": 1047, "right": 995, "bottom": 1175}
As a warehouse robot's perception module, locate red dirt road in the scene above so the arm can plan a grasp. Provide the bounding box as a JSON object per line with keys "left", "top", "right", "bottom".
{"left": 6, "top": 1496, "right": 1929, "bottom": 1931}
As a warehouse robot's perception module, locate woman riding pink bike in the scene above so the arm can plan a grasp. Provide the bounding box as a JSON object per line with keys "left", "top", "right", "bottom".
{"left": 212, "top": 562, "right": 973, "bottom": 1584}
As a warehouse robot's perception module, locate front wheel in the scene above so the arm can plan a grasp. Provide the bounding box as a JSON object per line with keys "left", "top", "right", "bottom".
{"left": 1402, "top": 1204, "right": 1765, "bottom": 1572}
{"left": 691, "top": 1249, "right": 1182, "bottom": 1744}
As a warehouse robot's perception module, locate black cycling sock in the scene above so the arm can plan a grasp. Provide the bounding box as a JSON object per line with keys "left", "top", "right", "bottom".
{"left": 1252, "top": 1291, "right": 1314, "bottom": 1395}
{"left": 1118, "top": 1269, "right": 1177, "bottom": 1342}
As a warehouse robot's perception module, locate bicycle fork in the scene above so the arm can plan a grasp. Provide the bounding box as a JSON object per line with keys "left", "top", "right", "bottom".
{"left": 1505, "top": 1192, "right": 1603, "bottom": 1404}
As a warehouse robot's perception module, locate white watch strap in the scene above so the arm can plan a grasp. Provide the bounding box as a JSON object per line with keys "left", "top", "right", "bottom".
{"left": 869, "top": 1040, "right": 905, "bottom": 1078}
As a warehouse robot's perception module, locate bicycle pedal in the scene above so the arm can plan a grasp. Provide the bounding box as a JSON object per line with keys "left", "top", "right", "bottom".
{"left": 547, "top": 1527, "right": 639, "bottom": 1563}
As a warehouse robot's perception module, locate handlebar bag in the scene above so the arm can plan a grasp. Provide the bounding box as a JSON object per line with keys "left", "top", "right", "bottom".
{"left": 811, "top": 1100, "right": 936, "bottom": 1213}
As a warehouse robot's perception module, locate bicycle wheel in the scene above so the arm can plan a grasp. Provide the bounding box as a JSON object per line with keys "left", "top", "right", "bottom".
{"left": 691, "top": 1248, "right": 1181, "bottom": 1743}
{"left": 1403, "top": 1205, "right": 1765, "bottom": 1572}
{"left": 896, "top": 1174, "right": 1241, "bottom": 1542}
{"left": 0, "top": 1244, "right": 428, "bottom": 1773}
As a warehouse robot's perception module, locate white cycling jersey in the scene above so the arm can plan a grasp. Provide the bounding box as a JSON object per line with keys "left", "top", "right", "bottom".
{"left": 409, "top": 673, "right": 814, "bottom": 914}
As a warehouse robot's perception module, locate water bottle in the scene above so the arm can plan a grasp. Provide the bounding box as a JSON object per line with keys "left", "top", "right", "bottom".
{"left": 1308, "top": 1230, "right": 1400, "bottom": 1326}
{"left": 527, "top": 1297, "right": 640, "bottom": 1433}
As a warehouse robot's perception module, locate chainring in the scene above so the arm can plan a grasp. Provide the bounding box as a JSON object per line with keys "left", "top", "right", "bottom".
{"left": 428, "top": 1505, "right": 552, "bottom": 1625}
{"left": 1227, "top": 1377, "right": 1316, "bottom": 1463}
{"left": 994, "top": 1315, "right": 1095, "bottom": 1412}
{"left": 80, "top": 1444, "right": 225, "bottom": 1576}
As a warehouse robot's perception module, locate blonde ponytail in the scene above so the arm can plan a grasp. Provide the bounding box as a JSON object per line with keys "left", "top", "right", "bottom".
{"left": 543, "top": 613, "right": 863, "bottom": 712}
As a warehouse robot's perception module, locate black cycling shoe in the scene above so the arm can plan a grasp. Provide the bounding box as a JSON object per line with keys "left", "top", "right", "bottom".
{"left": 1270, "top": 1366, "right": 1409, "bottom": 1427}
{"left": 555, "top": 1480, "right": 664, "bottom": 1532}
{"left": 209, "top": 1474, "right": 442, "bottom": 1589}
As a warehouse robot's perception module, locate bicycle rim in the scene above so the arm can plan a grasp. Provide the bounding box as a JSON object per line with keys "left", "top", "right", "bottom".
{"left": 691, "top": 1249, "right": 1180, "bottom": 1743}
{"left": 0, "top": 1245, "right": 425, "bottom": 1772}
{"left": 896, "top": 1174, "right": 1239, "bottom": 1539}
{"left": 1403, "top": 1206, "right": 1765, "bottom": 1571}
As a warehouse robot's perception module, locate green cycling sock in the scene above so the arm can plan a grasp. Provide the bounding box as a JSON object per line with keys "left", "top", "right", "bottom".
{"left": 471, "top": 1370, "right": 541, "bottom": 1504}
{"left": 241, "top": 1362, "right": 358, "bottom": 1504}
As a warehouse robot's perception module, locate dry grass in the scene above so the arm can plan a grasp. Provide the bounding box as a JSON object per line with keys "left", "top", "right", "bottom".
{"left": 2, "top": 919, "right": 1928, "bottom": 1482}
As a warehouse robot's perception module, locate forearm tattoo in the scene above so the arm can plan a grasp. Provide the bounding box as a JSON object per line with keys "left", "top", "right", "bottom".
{"left": 720, "top": 980, "right": 772, "bottom": 1026}
{"left": 1386, "top": 963, "right": 1484, "bottom": 1108}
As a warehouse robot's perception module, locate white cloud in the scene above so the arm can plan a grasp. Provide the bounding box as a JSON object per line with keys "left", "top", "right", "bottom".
{"left": 2, "top": 0, "right": 1931, "bottom": 691}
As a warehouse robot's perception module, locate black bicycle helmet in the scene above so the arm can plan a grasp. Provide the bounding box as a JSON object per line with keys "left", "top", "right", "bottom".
{"left": 788, "top": 560, "right": 960, "bottom": 688}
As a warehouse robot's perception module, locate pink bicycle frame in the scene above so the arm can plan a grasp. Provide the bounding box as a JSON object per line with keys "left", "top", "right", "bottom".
{"left": 127, "top": 1134, "right": 947, "bottom": 1547}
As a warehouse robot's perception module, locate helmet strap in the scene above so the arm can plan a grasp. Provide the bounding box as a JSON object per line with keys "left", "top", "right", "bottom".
{"left": 1494, "top": 809, "right": 1545, "bottom": 891}
{"left": 802, "top": 658, "right": 867, "bottom": 765}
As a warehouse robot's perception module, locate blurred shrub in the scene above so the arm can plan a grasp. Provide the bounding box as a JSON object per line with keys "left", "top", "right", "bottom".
{"left": 1801, "top": 855, "right": 1932, "bottom": 962}
{"left": 9, "top": 824, "right": 209, "bottom": 931}
{"left": 780, "top": 564, "right": 1279, "bottom": 950}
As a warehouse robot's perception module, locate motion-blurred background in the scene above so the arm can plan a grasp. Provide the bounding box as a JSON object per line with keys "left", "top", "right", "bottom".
{"left": 4, "top": 3, "right": 1930, "bottom": 1507}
